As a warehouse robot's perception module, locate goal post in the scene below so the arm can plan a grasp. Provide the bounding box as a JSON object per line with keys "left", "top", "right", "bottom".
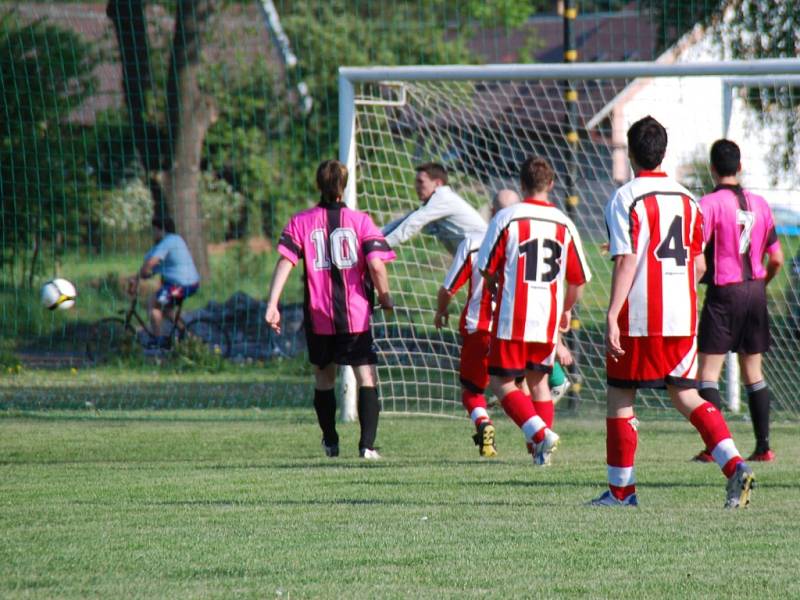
{"left": 338, "top": 59, "right": 800, "bottom": 421}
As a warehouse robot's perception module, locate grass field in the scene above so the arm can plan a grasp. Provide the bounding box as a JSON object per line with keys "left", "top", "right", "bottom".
{"left": 1, "top": 408, "right": 798, "bottom": 598}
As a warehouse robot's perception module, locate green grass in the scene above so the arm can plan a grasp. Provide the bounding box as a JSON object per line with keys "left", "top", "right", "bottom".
{"left": 1, "top": 409, "right": 798, "bottom": 598}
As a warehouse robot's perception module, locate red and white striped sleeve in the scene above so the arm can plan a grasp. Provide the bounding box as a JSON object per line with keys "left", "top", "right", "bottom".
{"left": 442, "top": 237, "right": 472, "bottom": 294}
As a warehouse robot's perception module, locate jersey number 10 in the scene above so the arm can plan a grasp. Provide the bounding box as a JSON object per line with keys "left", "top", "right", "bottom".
{"left": 311, "top": 228, "right": 358, "bottom": 270}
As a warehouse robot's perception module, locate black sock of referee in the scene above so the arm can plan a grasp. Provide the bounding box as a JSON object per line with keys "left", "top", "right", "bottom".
{"left": 746, "top": 381, "right": 771, "bottom": 454}
{"left": 313, "top": 388, "right": 338, "bottom": 445}
{"left": 698, "top": 380, "right": 723, "bottom": 410}
{"left": 357, "top": 387, "right": 381, "bottom": 450}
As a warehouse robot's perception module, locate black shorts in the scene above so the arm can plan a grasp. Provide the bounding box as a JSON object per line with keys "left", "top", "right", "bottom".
{"left": 697, "top": 279, "right": 771, "bottom": 355}
{"left": 306, "top": 329, "right": 378, "bottom": 368}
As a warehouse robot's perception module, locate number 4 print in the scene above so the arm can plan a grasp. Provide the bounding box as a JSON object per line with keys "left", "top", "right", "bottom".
{"left": 654, "top": 215, "right": 688, "bottom": 267}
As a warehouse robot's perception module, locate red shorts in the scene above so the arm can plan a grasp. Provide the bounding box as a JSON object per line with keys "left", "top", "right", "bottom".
{"left": 460, "top": 331, "right": 491, "bottom": 393}
{"left": 488, "top": 337, "right": 556, "bottom": 378}
{"left": 606, "top": 335, "right": 697, "bottom": 389}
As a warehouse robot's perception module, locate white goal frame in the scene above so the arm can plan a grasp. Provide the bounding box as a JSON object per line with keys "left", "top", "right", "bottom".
{"left": 337, "top": 58, "right": 800, "bottom": 421}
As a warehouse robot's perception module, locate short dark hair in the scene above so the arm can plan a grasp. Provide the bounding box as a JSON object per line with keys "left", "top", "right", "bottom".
{"left": 519, "top": 156, "right": 555, "bottom": 194}
{"left": 415, "top": 162, "right": 448, "bottom": 185}
{"left": 627, "top": 116, "right": 667, "bottom": 170}
{"left": 710, "top": 139, "right": 741, "bottom": 177}
{"left": 316, "top": 159, "right": 348, "bottom": 202}
{"left": 152, "top": 215, "right": 176, "bottom": 233}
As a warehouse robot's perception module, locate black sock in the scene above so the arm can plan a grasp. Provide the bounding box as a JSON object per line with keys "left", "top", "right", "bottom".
{"left": 357, "top": 386, "right": 380, "bottom": 450}
{"left": 698, "top": 381, "right": 722, "bottom": 410}
{"left": 746, "top": 381, "right": 771, "bottom": 454}
{"left": 313, "top": 388, "right": 338, "bottom": 445}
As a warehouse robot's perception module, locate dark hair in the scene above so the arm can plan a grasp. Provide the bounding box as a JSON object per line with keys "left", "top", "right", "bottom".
{"left": 627, "top": 116, "right": 667, "bottom": 170}
{"left": 415, "top": 162, "right": 448, "bottom": 185}
{"left": 152, "top": 215, "right": 176, "bottom": 233}
{"left": 519, "top": 156, "right": 555, "bottom": 194}
{"left": 316, "top": 159, "right": 348, "bottom": 202}
{"left": 710, "top": 139, "right": 741, "bottom": 177}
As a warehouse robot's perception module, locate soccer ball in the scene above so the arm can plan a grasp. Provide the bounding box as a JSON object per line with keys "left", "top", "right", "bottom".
{"left": 40, "top": 278, "right": 77, "bottom": 311}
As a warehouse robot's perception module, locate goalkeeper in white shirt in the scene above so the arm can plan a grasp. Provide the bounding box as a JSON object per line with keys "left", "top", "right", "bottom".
{"left": 383, "top": 162, "right": 487, "bottom": 254}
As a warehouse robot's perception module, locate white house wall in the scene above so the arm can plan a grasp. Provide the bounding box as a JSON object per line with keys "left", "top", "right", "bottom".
{"left": 611, "top": 34, "right": 797, "bottom": 209}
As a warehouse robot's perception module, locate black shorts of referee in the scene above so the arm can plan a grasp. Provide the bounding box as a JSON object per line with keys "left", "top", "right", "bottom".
{"left": 697, "top": 278, "right": 771, "bottom": 355}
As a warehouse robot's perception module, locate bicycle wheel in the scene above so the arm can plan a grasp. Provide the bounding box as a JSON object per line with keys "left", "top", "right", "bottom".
{"left": 183, "top": 318, "right": 232, "bottom": 358}
{"left": 85, "top": 318, "right": 136, "bottom": 363}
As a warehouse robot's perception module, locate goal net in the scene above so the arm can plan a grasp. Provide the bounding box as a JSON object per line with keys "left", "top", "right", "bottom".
{"left": 340, "top": 61, "right": 800, "bottom": 419}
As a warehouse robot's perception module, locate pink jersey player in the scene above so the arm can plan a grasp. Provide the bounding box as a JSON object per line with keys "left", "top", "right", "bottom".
{"left": 277, "top": 203, "right": 395, "bottom": 335}
{"left": 266, "top": 160, "right": 395, "bottom": 460}
{"left": 692, "top": 139, "right": 785, "bottom": 465}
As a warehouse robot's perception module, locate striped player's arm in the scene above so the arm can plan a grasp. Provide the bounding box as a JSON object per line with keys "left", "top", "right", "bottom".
{"left": 476, "top": 213, "right": 508, "bottom": 280}
{"left": 436, "top": 238, "right": 472, "bottom": 328}
{"left": 606, "top": 254, "right": 638, "bottom": 359}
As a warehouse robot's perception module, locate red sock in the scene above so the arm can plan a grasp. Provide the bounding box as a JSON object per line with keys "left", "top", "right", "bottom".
{"left": 502, "top": 390, "right": 547, "bottom": 443}
{"left": 532, "top": 400, "right": 554, "bottom": 429}
{"left": 607, "top": 416, "right": 638, "bottom": 500}
{"left": 689, "top": 402, "right": 742, "bottom": 478}
{"left": 501, "top": 390, "right": 536, "bottom": 426}
{"left": 462, "top": 389, "right": 490, "bottom": 425}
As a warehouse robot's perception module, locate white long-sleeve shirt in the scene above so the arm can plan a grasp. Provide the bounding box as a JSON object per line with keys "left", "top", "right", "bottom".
{"left": 383, "top": 185, "right": 487, "bottom": 254}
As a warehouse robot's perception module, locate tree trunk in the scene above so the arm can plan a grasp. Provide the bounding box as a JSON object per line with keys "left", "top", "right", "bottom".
{"left": 163, "top": 79, "right": 217, "bottom": 280}
{"left": 106, "top": 0, "right": 164, "bottom": 173}
{"left": 161, "top": 0, "right": 216, "bottom": 281}
{"left": 108, "top": 0, "right": 217, "bottom": 281}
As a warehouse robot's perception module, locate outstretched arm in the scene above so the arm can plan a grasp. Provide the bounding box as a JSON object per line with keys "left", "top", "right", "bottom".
{"left": 127, "top": 256, "right": 161, "bottom": 295}
{"left": 560, "top": 282, "right": 585, "bottom": 332}
{"left": 139, "top": 256, "right": 161, "bottom": 279}
{"left": 434, "top": 287, "right": 452, "bottom": 329}
{"left": 265, "top": 257, "right": 295, "bottom": 334}
{"left": 367, "top": 257, "right": 393, "bottom": 310}
{"left": 384, "top": 198, "right": 449, "bottom": 248}
{"left": 606, "top": 254, "right": 637, "bottom": 359}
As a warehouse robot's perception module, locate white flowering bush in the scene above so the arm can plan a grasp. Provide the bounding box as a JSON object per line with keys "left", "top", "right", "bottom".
{"left": 99, "top": 178, "right": 153, "bottom": 232}
{"left": 199, "top": 171, "right": 246, "bottom": 242}
{"left": 98, "top": 173, "right": 245, "bottom": 240}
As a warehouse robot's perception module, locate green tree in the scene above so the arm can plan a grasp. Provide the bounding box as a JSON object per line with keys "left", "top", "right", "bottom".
{"left": 107, "top": 0, "right": 218, "bottom": 279}
{"left": 642, "top": 0, "right": 798, "bottom": 180}
{"left": 722, "top": 0, "right": 799, "bottom": 179}
{"left": 0, "top": 11, "right": 99, "bottom": 280}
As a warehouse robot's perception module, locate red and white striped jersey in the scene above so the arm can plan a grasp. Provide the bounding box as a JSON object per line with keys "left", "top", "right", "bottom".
{"left": 476, "top": 198, "right": 591, "bottom": 343}
{"left": 442, "top": 232, "right": 493, "bottom": 334}
{"left": 605, "top": 171, "right": 704, "bottom": 337}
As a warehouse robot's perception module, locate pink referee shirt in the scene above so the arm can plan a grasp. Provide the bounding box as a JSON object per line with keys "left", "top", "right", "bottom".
{"left": 700, "top": 185, "right": 780, "bottom": 286}
{"left": 278, "top": 202, "right": 396, "bottom": 335}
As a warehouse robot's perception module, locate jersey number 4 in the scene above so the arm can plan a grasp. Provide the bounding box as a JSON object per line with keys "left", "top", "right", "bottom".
{"left": 654, "top": 215, "right": 688, "bottom": 267}
{"left": 311, "top": 228, "right": 358, "bottom": 270}
{"left": 519, "top": 238, "right": 562, "bottom": 283}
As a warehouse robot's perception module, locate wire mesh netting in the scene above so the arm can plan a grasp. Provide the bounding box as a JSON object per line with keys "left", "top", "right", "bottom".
{"left": 351, "top": 71, "right": 800, "bottom": 417}
{"left": 0, "top": 2, "right": 797, "bottom": 417}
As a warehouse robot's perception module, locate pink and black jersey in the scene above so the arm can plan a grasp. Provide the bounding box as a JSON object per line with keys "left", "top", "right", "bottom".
{"left": 476, "top": 198, "right": 591, "bottom": 343}
{"left": 442, "top": 232, "right": 494, "bottom": 334}
{"left": 699, "top": 185, "right": 780, "bottom": 287}
{"left": 278, "top": 202, "right": 396, "bottom": 335}
{"left": 605, "top": 172, "right": 703, "bottom": 337}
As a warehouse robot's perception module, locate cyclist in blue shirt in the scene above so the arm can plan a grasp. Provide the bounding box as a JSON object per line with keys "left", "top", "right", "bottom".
{"left": 128, "top": 216, "right": 201, "bottom": 347}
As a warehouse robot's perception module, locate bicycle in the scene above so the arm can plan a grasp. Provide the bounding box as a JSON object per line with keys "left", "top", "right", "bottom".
{"left": 84, "top": 281, "right": 231, "bottom": 363}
